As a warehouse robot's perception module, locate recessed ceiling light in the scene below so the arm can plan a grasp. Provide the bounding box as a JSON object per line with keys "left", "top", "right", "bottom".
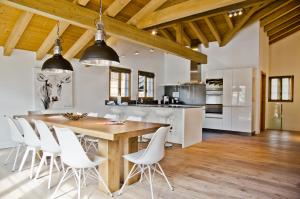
{"left": 149, "top": 49, "right": 154, "bottom": 53}
{"left": 134, "top": 51, "right": 140, "bottom": 55}
{"left": 151, "top": 29, "right": 158, "bottom": 35}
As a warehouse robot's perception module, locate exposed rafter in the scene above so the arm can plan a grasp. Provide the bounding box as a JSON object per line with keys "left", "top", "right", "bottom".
{"left": 3, "top": 11, "right": 33, "bottom": 56}
{"left": 267, "top": 16, "right": 300, "bottom": 37}
{"left": 269, "top": 21, "right": 300, "bottom": 44}
{"left": 2, "top": 0, "right": 206, "bottom": 63}
{"left": 36, "top": 21, "right": 70, "bottom": 60}
{"left": 103, "top": 0, "right": 132, "bottom": 17}
{"left": 221, "top": 5, "right": 261, "bottom": 46}
{"left": 204, "top": 17, "right": 221, "bottom": 46}
{"left": 260, "top": 0, "right": 300, "bottom": 27}
{"left": 264, "top": 7, "right": 300, "bottom": 32}
{"left": 173, "top": 24, "right": 191, "bottom": 46}
{"left": 187, "top": 21, "right": 209, "bottom": 48}
{"left": 159, "top": 29, "right": 174, "bottom": 41}
{"left": 77, "top": 0, "right": 90, "bottom": 6}
{"left": 137, "top": 0, "right": 246, "bottom": 29}
{"left": 223, "top": 13, "right": 234, "bottom": 30}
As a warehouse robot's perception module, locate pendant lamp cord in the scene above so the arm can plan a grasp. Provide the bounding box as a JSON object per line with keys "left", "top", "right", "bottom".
{"left": 57, "top": 21, "right": 60, "bottom": 39}
{"left": 99, "top": 0, "right": 103, "bottom": 24}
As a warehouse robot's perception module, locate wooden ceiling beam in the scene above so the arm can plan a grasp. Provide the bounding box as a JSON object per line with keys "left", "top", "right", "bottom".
{"left": 221, "top": 5, "right": 260, "bottom": 46}
{"left": 173, "top": 24, "right": 191, "bottom": 46}
{"left": 260, "top": 0, "right": 300, "bottom": 27}
{"left": 264, "top": 7, "right": 300, "bottom": 32}
{"left": 64, "top": 29, "right": 95, "bottom": 60}
{"left": 187, "top": 22, "right": 209, "bottom": 48}
{"left": 36, "top": 21, "right": 70, "bottom": 60}
{"left": 267, "top": 16, "right": 300, "bottom": 37}
{"left": 223, "top": 13, "right": 234, "bottom": 30}
{"left": 103, "top": 0, "right": 132, "bottom": 17}
{"left": 204, "top": 17, "right": 221, "bottom": 46}
{"left": 269, "top": 22, "right": 300, "bottom": 44}
{"left": 3, "top": 11, "right": 33, "bottom": 56}
{"left": 77, "top": 0, "right": 90, "bottom": 6}
{"left": 2, "top": 0, "right": 206, "bottom": 63}
{"left": 137, "top": 0, "right": 247, "bottom": 29}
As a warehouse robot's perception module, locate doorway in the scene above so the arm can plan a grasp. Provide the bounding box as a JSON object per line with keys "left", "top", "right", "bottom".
{"left": 260, "top": 72, "right": 266, "bottom": 131}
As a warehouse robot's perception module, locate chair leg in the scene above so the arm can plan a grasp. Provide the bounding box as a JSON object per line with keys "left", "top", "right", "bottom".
{"left": 77, "top": 169, "right": 81, "bottom": 199}
{"left": 51, "top": 167, "right": 71, "bottom": 199}
{"left": 93, "top": 167, "right": 112, "bottom": 197}
{"left": 48, "top": 155, "right": 54, "bottom": 189}
{"left": 53, "top": 157, "right": 60, "bottom": 172}
{"left": 34, "top": 153, "right": 46, "bottom": 180}
{"left": 12, "top": 145, "right": 21, "bottom": 171}
{"left": 157, "top": 163, "right": 174, "bottom": 191}
{"left": 30, "top": 149, "right": 36, "bottom": 179}
{"left": 60, "top": 156, "right": 65, "bottom": 172}
{"left": 4, "top": 147, "right": 15, "bottom": 165}
{"left": 147, "top": 165, "right": 154, "bottom": 199}
{"left": 19, "top": 147, "right": 30, "bottom": 172}
{"left": 118, "top": 164, "right": 137, "bottom": 196}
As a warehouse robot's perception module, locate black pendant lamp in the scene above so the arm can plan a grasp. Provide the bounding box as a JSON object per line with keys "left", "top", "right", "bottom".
{"left": 79, "top": 0, "right": 119, "bottom": 66}
{"left": 42, "top": 22, "right": 73, "bottom": 73}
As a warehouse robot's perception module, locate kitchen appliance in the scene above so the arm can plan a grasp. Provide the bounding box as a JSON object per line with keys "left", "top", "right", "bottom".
{"left": 163, "top": 96, "right": 169, "bottom": 104}
{"left": 205, "top": 79, "right": 223, "bottom": 114}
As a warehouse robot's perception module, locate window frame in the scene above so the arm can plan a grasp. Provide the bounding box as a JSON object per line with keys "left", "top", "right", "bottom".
{"left": 138, "top": 70, "right": 155, "bottom": 100}
{"left": 109, "top": 66, "right": 131, "bottom": 101}
{"left": 268, "top": 75, "right": 294, "bottom": 102}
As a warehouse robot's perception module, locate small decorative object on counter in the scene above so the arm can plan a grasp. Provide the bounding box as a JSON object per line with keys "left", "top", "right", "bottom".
{"left": 117, "top": 95, "right": 122, "bottom": 105}
{"left": 63, "top": 113, "right": 88, "bottom": 121}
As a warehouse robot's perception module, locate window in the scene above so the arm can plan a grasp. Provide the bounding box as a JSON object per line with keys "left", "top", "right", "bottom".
{"left": 138, "top": 71, "right": 155, "bottom": 99}
{"left": 109, "top": 66, "right": 131, "bottom": 100}
{"left": 269, "top": 76, "right": 294, "bottom": 102}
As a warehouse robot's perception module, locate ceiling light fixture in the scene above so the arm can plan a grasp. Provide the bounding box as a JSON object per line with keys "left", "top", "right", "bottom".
{"left": 228, "top": 8, "right": 244, "bottom": 18}
{"left": 79, "top": 0, "right": 119, "bottom": 66}
{"left": 42, "top": 22, "right": 73, "bottom": 73}
{"left": 134, "top": 51, "right": 140, "bottom": 55}
{"left": 149, "top": 49, "right": 154, "bottom": 53}
{"left": 151, "top": 29, "right": 158, "bottom": 35}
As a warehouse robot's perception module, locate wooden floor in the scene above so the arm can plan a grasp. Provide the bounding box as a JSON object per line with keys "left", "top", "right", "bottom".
{"left": 0, "top": 130, "right": 300, "bottom": 199}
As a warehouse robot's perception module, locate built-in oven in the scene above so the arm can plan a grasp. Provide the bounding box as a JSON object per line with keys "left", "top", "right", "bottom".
{"left": 205, "top": 79, "right": 223, "bottom": 114}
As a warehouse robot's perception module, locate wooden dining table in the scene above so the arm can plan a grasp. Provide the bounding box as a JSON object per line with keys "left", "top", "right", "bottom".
{"left": 19, "top": 114, "right": 167, "bottom": 192}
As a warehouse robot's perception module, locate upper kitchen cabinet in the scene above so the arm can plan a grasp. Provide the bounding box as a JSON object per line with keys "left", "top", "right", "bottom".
{"left": 232, "top": 68, "right": 253, "bottom": 107}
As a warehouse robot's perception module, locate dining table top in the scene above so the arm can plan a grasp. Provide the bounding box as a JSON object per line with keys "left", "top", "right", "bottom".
{"left": 18, "top": 114, "right": 168, "bottom": 141}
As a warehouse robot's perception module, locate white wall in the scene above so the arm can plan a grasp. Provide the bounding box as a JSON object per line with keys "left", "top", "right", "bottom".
{"left": 268, "top": 31, "right": 300, "bottom": 131}
{"left": 0, "top": 40, "right": 166, "bottom": 148}
{"left": 0, "top": 48, "right": 35, "bottom": 147}
{"left": 164, "top": 53, "right": 190, "bottom": 85}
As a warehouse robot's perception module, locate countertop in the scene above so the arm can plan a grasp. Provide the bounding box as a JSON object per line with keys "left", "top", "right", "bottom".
{"left": 106, "top": 104, "right": 205, "bottom": 109}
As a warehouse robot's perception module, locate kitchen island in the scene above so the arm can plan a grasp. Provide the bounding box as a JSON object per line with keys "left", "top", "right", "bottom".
{"left": 105, "top": 104, "right": 205, "bottom": 148}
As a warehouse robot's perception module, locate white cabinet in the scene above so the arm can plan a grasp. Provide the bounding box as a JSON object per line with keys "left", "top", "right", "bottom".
{"left": 231, "top": 107, "right": 252, "bottom": 132}
{"left": 232, "top": 68, "right": 253, "bottom": 106}
{"left": 204, "top": 114, "right": 223, "bottom": 129}
{"left": 222, "top": 70, "right": 233, "bottom": 106}
{"left": 222, "top": 107, "right": 232, "bottom": 130}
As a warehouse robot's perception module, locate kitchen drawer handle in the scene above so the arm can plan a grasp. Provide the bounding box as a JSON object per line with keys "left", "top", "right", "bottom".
{"left": 205, "top": 117, "right": 222, "bottom": 119}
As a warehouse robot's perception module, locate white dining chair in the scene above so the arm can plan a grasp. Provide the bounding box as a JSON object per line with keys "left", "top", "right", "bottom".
{"left": 118, "top": 126, "right": 174, "bottom": 199}
{"left": 52, "top": 126, "right": 112, "bottom": 199}
{"left": 17, "top": 118, "right": 42, "bottom": 179}
{"left": 33, "top": 120, "right": 63, "bottom": 189}
{"left": 4, "top": 117, "right": 25, "bottom": 171}
{"left": 84, "top": 112, "right": 99, "bottom": 152}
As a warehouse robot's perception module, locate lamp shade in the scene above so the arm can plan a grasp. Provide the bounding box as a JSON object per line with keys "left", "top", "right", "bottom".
{"left": 42, "top": 54, "right": 73, "bottom": 73}
{"left": 79, "top": 40, "right": 120, "bottom": 66}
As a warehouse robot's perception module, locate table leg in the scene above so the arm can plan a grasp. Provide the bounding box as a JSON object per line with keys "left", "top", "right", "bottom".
{"left": 123, "top": 137, "right": 140, "bottom": 185}
{"left": 98, "top": 139, "right": 121, "bottom": 192}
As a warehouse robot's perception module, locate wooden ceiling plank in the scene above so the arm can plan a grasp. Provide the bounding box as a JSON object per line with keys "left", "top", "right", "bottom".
{"left": 260, "top": 0, "right": 300, "bottom": 27}
{"left": 245, "top": 0, "right": 292, "bottom": 28}
{"left": 3, "top": 0, "right": 206, "bottom": 62}
{"left": 173, "top": 24, "right": 191, "bottom": 46}
{"left": 36, "top": 21, "right": 70, "bottom": 60}
{"left": 204, "top": 17, "right": 221, "bottom": 45}
{"left": 269, "top": 25, "right": 300, "bottom": 44}
{"left": 267, "top": 16, "right": 300, "bottom": 37}
{"left": 224, "top": 13, "right": 234, "bottom": 30}
{"left": 103, "top": 0, "right": 132, "bottom": 17}
{"left": 269, "top": 22, "right": 300, "bottom": 44}
{"left": 136, "top": 0, "right": 246, "bottom": 29}
{"left": 3, "top": 11, "right": 33, "bottom": 56}
{"left": 64, "top": 29, "right": 95, "bottom": 60}
{"left": 160, "top": 29, "right": 174, "bottom": 41}
{"left": 187, "top": 22, "right": 209, "bottom": 48}
{"left": 264, "top": 7, "right": 300, "bottom": 32}
{"left": 221, "top": 5, "right": 260, "bottom": 46}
